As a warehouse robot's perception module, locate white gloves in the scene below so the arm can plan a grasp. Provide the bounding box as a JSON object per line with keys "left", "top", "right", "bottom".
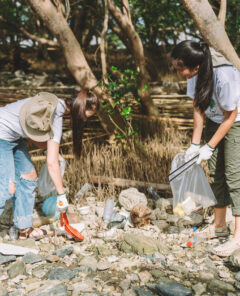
{"left": 185, "top": 143, "right": 200, "bottom": 161}
{"left": 56, "top": 193, "right": 69, "bottom": 213}
{"left": 196, "top": 144, "right": 215, "bottom": 165}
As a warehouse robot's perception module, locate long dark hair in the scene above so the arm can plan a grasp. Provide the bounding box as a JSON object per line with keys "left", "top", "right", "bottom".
{"left": 65, "top": 89, "right": 99, "bottom": 159}
{"left": 171, "top": 40, "right": 213, "bottom": 113}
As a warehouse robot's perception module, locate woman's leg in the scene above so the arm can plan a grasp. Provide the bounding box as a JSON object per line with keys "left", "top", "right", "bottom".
{"left": 13, "top": 139, "right": 37, "bottom": 230}
{"left": 214, "top": 207, "right": 227, "bottom": 228}
{"left": 205, "top": 119, "right": 230, "bottom": 229}
{"left": 0, "top": 139, "right": 16, "bottom": 215}
{"left": 224, "top": 121, "right": 240, "bottom": 241}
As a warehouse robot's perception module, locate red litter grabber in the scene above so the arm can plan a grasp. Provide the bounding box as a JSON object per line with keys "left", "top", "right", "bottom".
{"left": 57, "top": 194, "right": 84, "bottom": 241}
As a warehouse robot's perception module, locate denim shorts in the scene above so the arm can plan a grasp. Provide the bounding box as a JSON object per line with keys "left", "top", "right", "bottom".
{"left": 0, "top": 138, "right": 37, "bottom": 229}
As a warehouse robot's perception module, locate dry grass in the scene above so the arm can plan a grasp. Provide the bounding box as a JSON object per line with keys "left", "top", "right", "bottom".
{"left": 60, "top": 119, "right": 189, "bottom": 203}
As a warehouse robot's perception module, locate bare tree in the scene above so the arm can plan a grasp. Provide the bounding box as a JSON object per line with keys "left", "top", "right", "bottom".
{"left": 107, "top": 0, "right": 159, "bottom": 116}
{"left": 182, "top": 0, "right": 240, "bottom": 71}
{"left": 27, "top": 0, "right": 128, "bottom": 136}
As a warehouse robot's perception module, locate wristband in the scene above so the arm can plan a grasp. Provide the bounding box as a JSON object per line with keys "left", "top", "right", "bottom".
{"left": 191, "top": 142, "right": 200, "bottom": 146}
{"left": 207, "top": 143, "right": 215, "bottom": 150}
{"left": 57, "top": 193, "right": 66, "bottom": 197}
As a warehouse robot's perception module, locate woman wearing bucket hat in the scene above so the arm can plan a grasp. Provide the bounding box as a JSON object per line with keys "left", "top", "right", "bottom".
{"left": 0, "top": 90, "right": 99, "bottom": 240}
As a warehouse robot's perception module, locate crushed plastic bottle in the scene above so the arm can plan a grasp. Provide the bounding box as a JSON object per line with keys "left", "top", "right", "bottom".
{"left": 103, "top": 199, "right": 114, "bottom": 222}
{"left": 187, "top": 233, "right": 205, "bottom": 247}
{"left": 147, "top": 186, "right": 161, "bottom": 200}
{"left": 74, "top": 183, "right": 92, "bottom": 200}
{"left": 9, "top": 226, "right": 18, "bottom": 241}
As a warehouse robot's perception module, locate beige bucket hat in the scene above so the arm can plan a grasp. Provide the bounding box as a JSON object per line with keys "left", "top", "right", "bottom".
{"left": 19, "top": 92, "right": 59, "bottom": 142}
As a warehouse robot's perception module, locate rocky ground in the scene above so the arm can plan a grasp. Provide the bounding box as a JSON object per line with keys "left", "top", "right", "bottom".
{"left": 0, "top": 70, "right": 239, "bottom": 295}
{"left": 0, "top": 187, "right": 240, "bottom": 296}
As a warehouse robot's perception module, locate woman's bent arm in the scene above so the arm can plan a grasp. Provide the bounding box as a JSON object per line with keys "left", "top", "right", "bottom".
{"left": 192, "top": 104, "right": 205, "bottom": 144}
{"left": 208, "top": 107, "right": 238, "bottom": 148}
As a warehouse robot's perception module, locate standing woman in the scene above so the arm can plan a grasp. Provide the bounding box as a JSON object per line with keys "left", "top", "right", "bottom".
{"left": 171, "top": 40, "right": 240, "bottom": 256}
{"left": 0, "top": 90, "right": 99, "bottom": 239}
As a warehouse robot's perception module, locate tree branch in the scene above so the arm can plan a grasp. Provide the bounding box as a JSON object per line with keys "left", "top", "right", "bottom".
{"left": 218, "top": 0, "right": 227, "bottom": 26}
{"left": 0, "top": 15, "right": 59, "bottom": 47}
{"left": 19, "top": 27, "right": 59, "bottom": 47}
{"left": 100, "top": 0, "right": 109, "bottom": 83}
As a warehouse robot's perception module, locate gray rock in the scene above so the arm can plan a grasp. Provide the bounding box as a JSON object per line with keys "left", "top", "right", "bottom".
{"left": 119, "top": 279, "right": 131, "bottom": 291}
{"left": 53, "top": 245, "right": 73, "bottom": 258}
{"left": 48, "top": 267, "right": 77, "bottom": 281}
{"left": 135, "top": 288, "right": 154, "bottom": 296}
{"left": 119, "top": 187, "right": 147, "bottom": 211}
{"left": 122, "top": 289, "right": 137, "bottom": 296}
{"left": 0, "top": 285, "right": 8, "bottom": 296}
{"left": 7, "top": 261, "right": 26, "bottom": 278}
{"left": 97, "top": 261, "right": 111, "bottom": 271}
{"left": 178, "top": 213, "right": 203, "bottom": 227}
{"left": 152, "top": 220, "right": 169, "bottom": 231}
{"left": 126, "top": 273, "right": 139, "bottom": 282}
{"left": 229, "top": 249, "right": 240, "bottom": 268}
{"left": 192, "top": 283, "right": 207, "bottom": 296}
{"left": 147, "top": 282, "right": 192, "bottom": 296}
{"left": 71, "top": 279, "right": 96, "bottom": 294}
{"left": 32, "top": 266, "right": 48, "bottom": 279}
{"left": 0, "top": 199, "right": 13, "bottom": 228}
{"left": 78, "top": 256, "right": 98, "bottom": 272}
{"left": 0, "top": 254, "right": 16, "bottom": 265}
{"left": 155, "top": 198, "right": 172, "bottom": 212}
{"left": 198, "top": 271, "right": 215, "bottom": 282}
{"left": 121, "top": 233, "right": 160, "bottom": 255}
{"left": 150, "top": 269, "right": 166, "bottom": 278}
{"left": 152, "top": 208, "right": 167, "bottom": 220}
{"left": 208, "top": 280, "right": 235, "bottom": 293}
{"left": 22, "top": 252, "right": 42, "bottom": 264}
{"left": 234, "top": 281, "right": 240, "bottom": 290}
{"left": 235, "top": 271, "right": 240, "bottom": 281}
{"left": 28, "top": 280, "right": 67, "bottom": 296}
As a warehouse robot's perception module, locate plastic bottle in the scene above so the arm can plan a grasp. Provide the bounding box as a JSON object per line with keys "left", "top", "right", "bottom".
{"left": 147, "top": 186, "right": 161, "bottom": 200}
{"left": 9, "top": 226, "right": 18, "bottom": 241}
{"left": 74, "top": 183, "right": 92, "bottom": 200}
{"left": 103, "top": 199, "right": 114, "bottom": 222}
{"left": 187, "top": 233, "right": 205, "bottom": 247}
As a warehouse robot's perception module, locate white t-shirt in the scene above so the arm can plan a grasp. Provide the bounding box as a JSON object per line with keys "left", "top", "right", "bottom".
{"left": 0, "top": 97, "right": 66, "bottom": 143}
{"left": 187, "top": 66, "right": 240, "bottom": 124}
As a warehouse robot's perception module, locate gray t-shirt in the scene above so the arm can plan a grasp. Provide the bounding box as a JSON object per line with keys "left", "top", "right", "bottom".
{"left": 187, "top": 66, "right": 240, "bottom": 124}
{"left": 0, "top": 97, "right": 65, "bottom": 143}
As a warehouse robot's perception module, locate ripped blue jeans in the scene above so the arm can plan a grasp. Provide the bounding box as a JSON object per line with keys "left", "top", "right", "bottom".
{"left": 0, "top": 139, "right": 37, "bottom": 229}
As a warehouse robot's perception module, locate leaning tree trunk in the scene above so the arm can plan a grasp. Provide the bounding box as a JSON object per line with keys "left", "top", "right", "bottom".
{"left": 27, "top": 0, "right": 127, "bottom": 136}
{"left": 182, "top": 0, "right": 240, "bottom": 71}
{"left": 107, "top": 0, "right": 159, "bottom": 116}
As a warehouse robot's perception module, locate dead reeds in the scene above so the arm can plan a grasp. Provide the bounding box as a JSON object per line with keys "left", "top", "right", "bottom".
{"left": 59, "top": 119, "right": 189, "bottom": 203}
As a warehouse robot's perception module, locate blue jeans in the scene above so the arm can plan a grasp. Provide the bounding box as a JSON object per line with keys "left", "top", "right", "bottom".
{"left": 0, "top": 139, "right": 37, "bottom": 229}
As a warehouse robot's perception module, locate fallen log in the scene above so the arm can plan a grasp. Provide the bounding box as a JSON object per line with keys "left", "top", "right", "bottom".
{"left": 31, "top": 154, "right": 74, "bottom": 161}
{"left": 90, "top": 176, "right": 171, "bottom": 191}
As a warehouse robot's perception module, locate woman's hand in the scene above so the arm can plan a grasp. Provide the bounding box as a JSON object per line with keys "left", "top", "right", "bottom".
{"left": 196, "top": 143, "right": 215, "bottom": 164}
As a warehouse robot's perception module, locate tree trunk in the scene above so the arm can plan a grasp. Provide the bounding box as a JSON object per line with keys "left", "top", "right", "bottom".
{"left": 182, "top": 0, "right": 240, "bottom": 71}
{"left": 107, "top": 0, "right": 159, "bottom": 116}
{"left": 27, "top": 0, "right": 127, "bottom": 135}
